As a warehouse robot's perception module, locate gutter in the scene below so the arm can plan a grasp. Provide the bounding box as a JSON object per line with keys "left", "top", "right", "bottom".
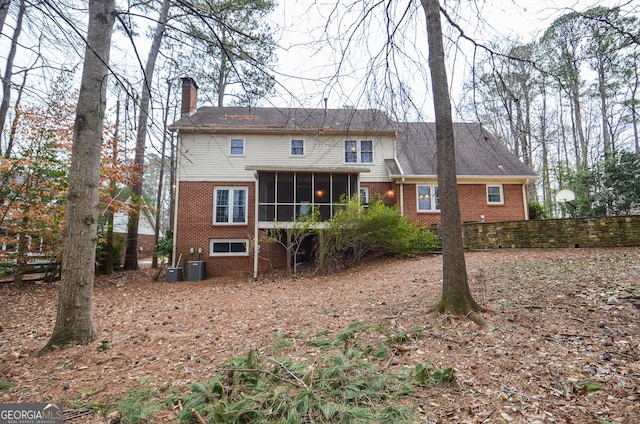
{"left": 168, "top": 125, "right": 400, "bottom": 138}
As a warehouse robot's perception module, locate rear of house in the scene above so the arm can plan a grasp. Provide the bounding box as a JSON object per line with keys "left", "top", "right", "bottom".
{"left": 169, "top": 78, "right": 537, "bottom": 278}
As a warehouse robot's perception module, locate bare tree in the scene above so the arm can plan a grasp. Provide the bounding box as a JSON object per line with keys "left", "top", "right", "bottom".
{"left": 45, "top": 0, "right": 116, "bottom": 349}
{"left": 0, "top": 0, "right": 10, "bottom": 37}
{"left": 420, "top": 0, "right": 480, "bottom": 318}
{"left": 0, "top": 0, "right": 25, "bottom": 151}
{"left": 123, "top": 0, "right": 171, "bottom": 270}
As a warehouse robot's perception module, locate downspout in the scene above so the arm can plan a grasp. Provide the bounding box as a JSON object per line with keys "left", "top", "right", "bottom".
{"left": 400, "top": 177, "right": 405, "bottom": 215}
{"left": 253, "top": 172, "right": 259, "bottom": 280}
{"left": 522, "top": 182, "right": 529, "bottom": 220}
{"left": 171, "top": 134, "right": 181, "bottom": 267}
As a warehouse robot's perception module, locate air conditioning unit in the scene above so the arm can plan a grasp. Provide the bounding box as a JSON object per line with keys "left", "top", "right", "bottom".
{"left": 188, "top": 261, "right": 206, "bottom": 281}
{"left": 166, "top": 267, "right": 183, "bottom": 282}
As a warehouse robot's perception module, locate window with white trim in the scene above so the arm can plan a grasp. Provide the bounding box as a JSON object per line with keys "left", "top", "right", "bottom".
{"left": 487, "top": 185, "right": 504, "bottom": 204}
{"left": 417, "top": 185, "right": 439, "bottom": 212}
{"left": 210, "top": 239, "right": 249, "bottom": 256}
{"left": 359, "top": 187, "right": 369, "bottom": 205}
{"left": 360, "top": 140, "right": 373, "bottom": 163}
{"left": 344, "top": 140, "right": 374, "bottom": 163}
{"left": 230, "top": 138, "right": 245, "bottom": 155}
{"left": 290, "top": 139, "right": 304, "bottom": 156}
{"left": 214, "top": 187, "right": 248, "bottom": 224}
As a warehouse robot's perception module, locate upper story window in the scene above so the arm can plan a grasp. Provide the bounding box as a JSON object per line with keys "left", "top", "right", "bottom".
{"left": 487, "top": 185, "right": 504, "bottom": 204}
{"left": 230, "top": 138, "right": 245, "bottom": 155}
{"left": 360, "top": 140, "right": 373, "bottom": 163}
{"left": 291, "top": 139, "right": 304, "bottom": 156}
{"left": 214, "top": 187, "right": 248, "bottom": 224}
{"left": 417, "top": 185, "right": 439, "bottom": 212}
{"left": 344, "top": 140, "right": 373, "bottom": 163}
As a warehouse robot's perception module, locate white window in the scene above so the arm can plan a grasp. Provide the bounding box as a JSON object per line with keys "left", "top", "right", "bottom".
{"left": 344, "top": 140, "right": 373, "bottom": 163}
{"left": 290, "top": 139, "right": 304, "bottom": 156}
{"left": 360, "top": 140, "right": 373, "bottom": 163}
{"left": 345, "top": 140, "right": 358, "bottom": 163}
{"left": 214, "top": 187, "right": 248, "bottom": 224}
{"left": 210, "top": 239, "right": 249, "bottom": 256}
{"left": 359, "top": 187, "right": 369, "bottom": 205}
{"left": 230, "top": 138, "right": 245, "bottom": 155}
{"left": 417, "top": 185, "right": 439, "bottom": 212}
{"left": 487, "top": 185, "right": 504, "bottom": 204}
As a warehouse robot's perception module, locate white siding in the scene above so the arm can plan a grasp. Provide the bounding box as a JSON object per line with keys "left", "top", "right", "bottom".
{"left": 177, "top": 132, "right": 395, "bottom": 182}
{"left": 113, "top": 211, "right": 157, "bottom": 236}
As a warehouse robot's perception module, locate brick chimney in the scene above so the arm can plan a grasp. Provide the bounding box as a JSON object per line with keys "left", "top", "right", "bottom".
{"left": 181, "top": 77, "right": 198, "bottom": 116}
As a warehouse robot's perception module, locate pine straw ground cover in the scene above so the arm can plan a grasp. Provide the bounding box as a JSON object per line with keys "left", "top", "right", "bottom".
{"left": 0, "top": 248, "right": 638, "bottom": 423}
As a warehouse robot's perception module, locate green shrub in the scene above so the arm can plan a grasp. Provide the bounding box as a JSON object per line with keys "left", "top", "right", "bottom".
{"left": 528, "top": 201, "right": 547, "bottom": 220}
{"left": 318, "top": 197, "right": 438, "bottom": 272}
{"left": 154, "top": 230, "right": 173, "bottom": 258}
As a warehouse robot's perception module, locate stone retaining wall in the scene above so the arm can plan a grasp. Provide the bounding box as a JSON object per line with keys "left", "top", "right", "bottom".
{"left": 451, "top": 216, "right": 640, "bottom": 249}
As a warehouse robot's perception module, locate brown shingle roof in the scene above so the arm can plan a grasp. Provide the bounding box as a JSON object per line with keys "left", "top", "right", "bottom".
{"left": 391, "top": 122, "right": 537, "bottom": 178}
{"left": 169, "top": 106, "right": 399, "bottom": 134}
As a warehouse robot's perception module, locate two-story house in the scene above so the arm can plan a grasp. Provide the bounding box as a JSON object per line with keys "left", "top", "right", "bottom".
{"left": 169, "top": 78, "right": 537, "bottom": 278}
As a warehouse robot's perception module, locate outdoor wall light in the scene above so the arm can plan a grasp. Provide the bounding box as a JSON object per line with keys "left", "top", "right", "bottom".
{"left": 386, "top": 189, "right": 394, "bottom": 197}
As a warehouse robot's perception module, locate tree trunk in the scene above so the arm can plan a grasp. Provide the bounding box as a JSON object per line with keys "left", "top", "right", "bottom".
{"left": 632, "top": 59, "right": 639, "bottom": 154}
{"left": 633, "top": 102, "right": 639, "bottom": 154}
{"left": 13, "top": 225, "right": 27, "bottom": 288}
{"left": 44, "top": 0, "right": 115, "bottom": 349}
{"left": 570, "top": 82, "right": 587, "bottom": 169}
{"left": 598, "top": 64, "right": 612, "bottom": 155}
{"left": 0, "top": 0, "right": 10, "bottom": 36}
{"left": 217, "top": 44, "right": 227, "bottom": 107}
{"left": 420, "top": 0, "right": 480, "bottom": 317}
{"left": 152, "top": 81, "right": 171, "bottom": 269}
{"left": 124, "top": 0, "right": 171, "bottom": 270}
{"left": 540, "top": 80, "right": 552, "bottom": 210}
{"left": 0, "top": 0, "right": 24, "bottom": 150}
{"left": 6, "top": 69, "right": 27, "bottom": 158}
{"left": 104, "top": 100, "right": 120, "bottom": 275}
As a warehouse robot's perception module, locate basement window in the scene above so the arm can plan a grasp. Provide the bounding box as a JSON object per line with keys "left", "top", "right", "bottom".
{"left": 210, "top": 239, "right": 249, "bottom": 256}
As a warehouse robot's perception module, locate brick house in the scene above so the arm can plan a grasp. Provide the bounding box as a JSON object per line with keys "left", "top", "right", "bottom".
{"left": 169, "top": 78, "right": 537, "bottom": 278}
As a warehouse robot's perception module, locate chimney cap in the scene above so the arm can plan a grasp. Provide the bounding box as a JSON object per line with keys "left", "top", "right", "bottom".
{"left": 181, "top": 77, "right": 198, "bottom": 90}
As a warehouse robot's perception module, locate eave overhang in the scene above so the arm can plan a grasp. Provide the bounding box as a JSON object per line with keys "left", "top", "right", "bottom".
{"left": 388, "top": 174, "right": 539, "bottom": 183}
{"left": 169, "top": 125, "right": 400, "bottom": 138}
{"left": 246, "top": 165, "right": 371, "bottom": 173}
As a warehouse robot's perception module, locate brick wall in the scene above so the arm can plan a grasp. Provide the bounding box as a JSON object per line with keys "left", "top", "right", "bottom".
{"left": 175, "top": 181, "right": 287, "bottom": 277}
{"left": 402, "top": 183, "right": 527, "bottom": 227}
{"left": 137, "top": 234, "right": 156, "bottom": 258}
{"left": 176, "top": 180, "right": 531, "bottom": 276}
{"left": 361, "top": 182, "right": 396, "bottom": 204}
{"left": 461, "top": 216, "right": 640, "bottom": 249}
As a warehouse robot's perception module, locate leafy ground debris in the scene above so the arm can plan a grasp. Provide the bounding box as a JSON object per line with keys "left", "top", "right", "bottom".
{"left": 0, "top": 248, "right": 639, "bottom": 423}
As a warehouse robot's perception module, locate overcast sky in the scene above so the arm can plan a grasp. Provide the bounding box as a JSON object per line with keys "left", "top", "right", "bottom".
{"left": 265, "top": 0, "right": 638, "bottom": 118}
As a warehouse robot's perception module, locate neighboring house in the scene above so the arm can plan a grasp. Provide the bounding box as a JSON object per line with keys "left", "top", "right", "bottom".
{"left": 105, "top": 192, "right": 162, "bottom": 259}
{"left": 169, "top": 78, "right": 537, "bottom": 278}
{"left": 112, "top": 207, "right": 160, "bottom": 258}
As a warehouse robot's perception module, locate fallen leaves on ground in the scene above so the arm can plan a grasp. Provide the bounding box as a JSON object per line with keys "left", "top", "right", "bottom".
{"left": 0, "top": 248, "right": 638, "bottom": 423}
